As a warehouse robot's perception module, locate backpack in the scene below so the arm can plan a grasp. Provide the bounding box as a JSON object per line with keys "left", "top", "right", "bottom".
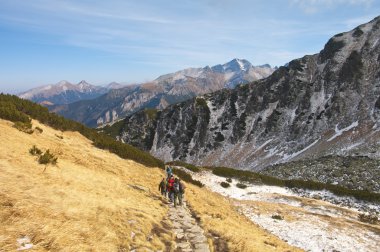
{"left": 173, "top": 182, "right": 180, "bottom": 193}
{"left": 179, "top": 182, "right": 185, "bottom": 193}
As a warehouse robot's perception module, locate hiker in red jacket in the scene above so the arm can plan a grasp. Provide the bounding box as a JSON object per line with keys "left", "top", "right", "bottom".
{"left": 167, "top": 175, "right": 175, "bottom": 202}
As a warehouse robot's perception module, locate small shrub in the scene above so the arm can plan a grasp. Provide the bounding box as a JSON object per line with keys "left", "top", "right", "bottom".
{"left": 271, "top": 214, "right": 284, "bottom": 220}
{"left": 358, "top": 213, "right": 379, "bottom": 224}
{"left": 339, "top": 50, "right": 363, "bottom": 82}
{"left": 35, "top": 126, "right": 43, "bottom": 133}
{"left": 195, "top": 97, "right": 208, "bottom": 108}
{"left": 236, "top": 183, "right": 248, "bottom": 189}
{"left": 226, "top": 178, "right": 232, "bottom": 183}
{"left": 220, "top": 182, "right": 230, "bottom": 188}
{"left": 214, "top": 132, "right": 225, "bottom": 142}
{"left": 55, "top": 134, "right": 63, "bottom": 139}
{"left": 352, "top": 28, "right": 364, "bottom": 37}
{"left": 29, "top": 145, "right": 42, "bottom": 156}
{"left": 320, "top": 38, "right": 345, "bottom": 62}
{"left": 38, "top": 150, "right": 58, "bottom": 165}
{"left": 144, "top": 108, "right": 159, "bottom": 120}
{"left": 166, "top": 161, "right": 201, "bottom": 173}
{"left": 172, "top": 168, "right": 203, "bottom": 187}
{"left": 13, "top": 121, "right": 33, "bottom": 134}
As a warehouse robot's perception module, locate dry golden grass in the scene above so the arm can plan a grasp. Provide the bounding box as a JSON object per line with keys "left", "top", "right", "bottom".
{"left": 0, "top": 118, "right": 303, "bottom": 251}
{"left": 0, "top": 119, "right": 171, "bottom": 251}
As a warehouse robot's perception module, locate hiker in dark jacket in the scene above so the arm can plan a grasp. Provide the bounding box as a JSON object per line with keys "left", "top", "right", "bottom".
{"left": 178, "top": 179, "right": 185, "bottom": 206}
{"left": 158, "top": 178, "right": 166, "bottom": 196}
{"left": 166, "top": 166, "right": 173, "bottom": 179}
{"left": 173, "top": 178, "right": 180, "bottom": 207}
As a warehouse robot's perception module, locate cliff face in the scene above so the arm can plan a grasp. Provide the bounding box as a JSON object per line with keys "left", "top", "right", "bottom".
{"left": 110, "top": 17, "right": 380, "bottom": 170}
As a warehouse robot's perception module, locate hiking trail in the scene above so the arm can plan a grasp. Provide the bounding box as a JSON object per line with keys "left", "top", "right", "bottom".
{"left": 166, "top": 200, "right": 210, "bottom": 252}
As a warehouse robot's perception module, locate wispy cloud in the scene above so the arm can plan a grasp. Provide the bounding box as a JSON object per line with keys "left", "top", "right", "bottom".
{"left": 0, "top": 0, "right": 379, "bottom": 90}
{"left": 27, "top": 0, "right": 173, "bottom": 24}
{"left": 290, "top": 0, "right": 373, "bottom": 14}
{"left": 343, "top": 15, "right": 378, "bottom": 28}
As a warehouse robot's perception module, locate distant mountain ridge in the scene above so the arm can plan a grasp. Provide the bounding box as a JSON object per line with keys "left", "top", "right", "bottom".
{"left": 50, "top": 59, "right": 275, "bottom": 127}
{"left": 18, "top": 80, "right": 125, "bottom": 105}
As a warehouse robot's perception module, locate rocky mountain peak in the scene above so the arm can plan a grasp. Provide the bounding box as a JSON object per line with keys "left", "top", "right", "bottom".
{"left": 228, "top": 58, "right": 252, "bottom": 72}
{"left": 57, "top": 80, "right": 71, "bottom": 86}
{"left": 19, "top": 80, "right": 108, "bottom": 105}
{"left": 211, "top": 58, "right": 252, "bottom": 73}
{"left": 106, "top": 82, "right": 125, "bottom": 90}
{"left": 77, "top": 80, "right": 90, "bottom": 87}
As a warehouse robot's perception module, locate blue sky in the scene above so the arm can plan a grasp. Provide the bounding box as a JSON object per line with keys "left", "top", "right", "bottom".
{"left": 0, "top": 0, "right": 379, "bottom": 93}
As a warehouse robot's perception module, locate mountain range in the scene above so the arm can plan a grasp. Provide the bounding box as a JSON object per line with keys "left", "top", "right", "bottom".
{"left": 18, "top": 80, "right": 123, "bottom": 105}
{"left": 46, "top": 59, "right": 274, "bottom": 127}
{"left": 104, "top": 16, "right": 380, "bottom": 186}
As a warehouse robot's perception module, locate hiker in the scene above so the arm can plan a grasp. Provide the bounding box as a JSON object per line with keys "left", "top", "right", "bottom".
{"left": 178, "top": 179, "right": 186, "bottom": 206}
{"left": 167, "top": 175, "right": 175, "bottom": 202}
{"left": 166, "top": 165, "right": 173, "bottom": 179}
{"left": 173, "top": 178, "right": 180, "bottom": 207}
{"left": 158, "top": 178, "right": 166, "bottom": 196}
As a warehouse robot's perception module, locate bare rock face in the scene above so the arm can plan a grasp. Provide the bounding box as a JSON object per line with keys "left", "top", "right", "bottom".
{"left": 110, "top": 16, "right": 380, "bottom": 177}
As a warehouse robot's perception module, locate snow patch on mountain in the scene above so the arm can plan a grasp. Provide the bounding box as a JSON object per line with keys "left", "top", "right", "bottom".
{"left": 327, "top": 121, "right": 359, "bottom": 142}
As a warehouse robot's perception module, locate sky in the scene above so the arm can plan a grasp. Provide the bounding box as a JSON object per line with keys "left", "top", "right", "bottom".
{"left": 0, "top": 0, "right": 379, "bottom": 94}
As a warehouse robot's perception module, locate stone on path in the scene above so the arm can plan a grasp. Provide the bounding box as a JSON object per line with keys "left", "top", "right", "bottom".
{"left": 167, "top": 200, "right": 210, "bottom": 252}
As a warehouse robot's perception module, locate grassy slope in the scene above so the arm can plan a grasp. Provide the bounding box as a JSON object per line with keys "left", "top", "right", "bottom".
{"left": 0, "top": 119, "right": 170, "bottom": 251}
{"left": 186, "top": 187, "right": 302, "bottom": 252}
{"left": 0, "top": 119, "right": 301, "bottom": 251}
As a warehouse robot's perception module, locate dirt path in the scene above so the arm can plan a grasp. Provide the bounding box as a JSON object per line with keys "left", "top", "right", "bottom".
{"left": 167, "top": 200, "right": 210, "bottom": 252}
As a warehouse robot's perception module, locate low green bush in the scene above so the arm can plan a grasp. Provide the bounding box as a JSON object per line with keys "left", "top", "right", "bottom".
{"left": 220, "top": 181, "right": 230, "bottom": 188}
{"left": 13, "top": 121, "right": 33, "bottom": 134}
{"left": 271, "top": 214, "right": 284, "bottom": 220}
{"left": 38, "top": 149, "right": 58, "bottom": 165}
{"left": 29, "top": 145, "right": 42, "bottom": 156}
{"left": 358, "top": 213, "right": 379, "bottom": 224}
{"left": 35, "top": 126, "right": 43, "bottom": 133}
{"left": 166, "top": 161, "right": 201, "bottom": 173}
{"left": 236, "top": 183, "right": 247, "bottom": 189}
{"left": 55, "top": 134, "right": 63, "bottom": 139}
{"left": 172, "top": 168, "right": 203, "bottom": 187}
{"left": 226, "top": 178, "right": 232, "bottom": 183}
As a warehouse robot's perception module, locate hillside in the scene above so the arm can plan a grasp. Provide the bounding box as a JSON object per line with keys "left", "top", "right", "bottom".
{"left": 0, "top": 110, "right": 299, "bottom": 250}
{"left": 107, "top": 16, "right": 380, "bottom": 189}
